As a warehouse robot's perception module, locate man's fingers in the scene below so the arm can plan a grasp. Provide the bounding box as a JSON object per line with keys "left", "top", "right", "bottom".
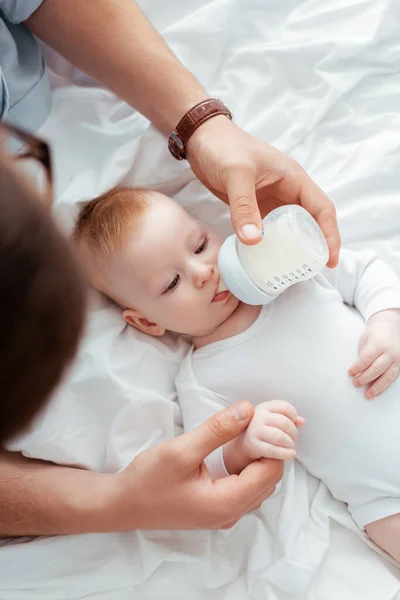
{"left": 366, "top": 363, "right": 400, "bottom": 399}
{"left": 225, "top": 166, "right": 263, "bottom": 244}
{"left": 172, "top": 402, "right": 254, "bottom": 467}
{"left": 315, "top": 205, "right": 341, "bottom": 268}
{"left": 235, "top": 458, "right": 284, "bottom": 503}
{"left": 205, "top": 459, "right": 283, "bottom": 528}
{"left": 216, "top": 458, "right": 283, "bottom": 515}
{"left": 299, "top": 178, "right": 340, "bottom": 268}
{"left": 349, "top": 343, "right": 381, "bottom": 376}
{"left": 353, "top": 353, "right": 391, "bottom": 386}
{"left": 236, "top": 479, "right": 280, "bottom": 520}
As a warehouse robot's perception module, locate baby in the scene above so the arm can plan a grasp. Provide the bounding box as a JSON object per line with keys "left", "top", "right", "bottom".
{"left": 74, "top": 186, "right": 400, "bottom": 562}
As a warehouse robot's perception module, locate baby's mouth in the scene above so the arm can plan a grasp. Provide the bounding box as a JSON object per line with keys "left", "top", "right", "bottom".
{"left": 212, "top": 278, "right": 229, "bottom": 302}
{"left": 216, "top": 278, "right": 228, "bottom": 294}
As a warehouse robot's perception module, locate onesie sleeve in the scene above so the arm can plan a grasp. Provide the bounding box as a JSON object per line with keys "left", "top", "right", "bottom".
{"left": 322, "top": 248, "right": 400, "bottom": 321}
{"left": 176, "top": 356, "right": 231, "bottom": 479}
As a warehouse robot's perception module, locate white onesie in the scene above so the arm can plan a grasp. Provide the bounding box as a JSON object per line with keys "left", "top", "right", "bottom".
{"left": 176, "top": 249, "right": 400, "bottom": 529}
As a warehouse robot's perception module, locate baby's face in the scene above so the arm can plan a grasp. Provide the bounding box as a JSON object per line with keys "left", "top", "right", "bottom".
{"left": 102, "top": 192, "right": 239, "bottom": 337}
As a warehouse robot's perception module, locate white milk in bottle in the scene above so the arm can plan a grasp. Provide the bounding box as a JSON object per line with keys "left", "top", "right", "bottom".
{"left": 217, "top": 205, "right": 329, "bottom": 305}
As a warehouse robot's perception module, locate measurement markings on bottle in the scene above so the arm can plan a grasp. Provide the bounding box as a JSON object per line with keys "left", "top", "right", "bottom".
{"left": 266, "top": 264, "right": 313, "bottom": 289}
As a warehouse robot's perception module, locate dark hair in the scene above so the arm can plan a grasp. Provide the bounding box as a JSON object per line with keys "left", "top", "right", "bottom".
{"left": 0, "top": 159, "right": 87, "bottom": 444}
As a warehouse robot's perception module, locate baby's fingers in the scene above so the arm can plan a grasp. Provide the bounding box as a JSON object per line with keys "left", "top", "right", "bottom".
{"left": 260, "top": 425, "right": 295, "bottom": 449}
{"left": 267, "top": 413, "right": 303, "bottom": 442}
{"left": 348, "top": 342, "right": 381, "bottom": 376}
{"left": 353, "top": 353, "right": 390, "bottom": 387}
{"left": 266, "top": 400, "right": 302, "bottom": 425}
{"left": 256, "top": 440, "right": 296, "bottom": 461}
{"left": 365, "top": 363, "right": 400, "bottom": 399}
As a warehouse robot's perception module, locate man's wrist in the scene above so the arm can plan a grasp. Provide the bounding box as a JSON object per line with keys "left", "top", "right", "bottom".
{"left": 168, "top": 100, "right": 232, "bottom": 160}
{"left": 185, "top": 114, "right": 237, "bottom": 161}
{"left": 68, "top": 472, "right": 125, "bottom": 534}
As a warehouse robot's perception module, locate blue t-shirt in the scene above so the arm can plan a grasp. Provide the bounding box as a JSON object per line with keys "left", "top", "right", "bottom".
{"left": 0, "top": 0, "right": 51, "bottom": 132}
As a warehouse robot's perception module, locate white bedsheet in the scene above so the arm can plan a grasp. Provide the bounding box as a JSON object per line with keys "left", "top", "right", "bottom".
{"left": 2, "top": 0, "right": 400, "bottom": 598}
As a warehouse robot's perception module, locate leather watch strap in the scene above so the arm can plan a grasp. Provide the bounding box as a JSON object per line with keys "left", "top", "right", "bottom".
{"left": 168, "top": 98, "right": 232, "bottom": 160}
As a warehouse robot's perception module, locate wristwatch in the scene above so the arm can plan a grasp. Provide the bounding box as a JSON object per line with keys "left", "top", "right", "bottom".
{"left": 168, "top": 98, "right": 233, "bottom": 160}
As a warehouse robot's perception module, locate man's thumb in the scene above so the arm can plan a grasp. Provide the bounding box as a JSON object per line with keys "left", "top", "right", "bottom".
{"left": 226, "top": 167, "right": 262, "bottom": 245}
{"left": 176, "top": 401, "right": 254, "bottom": 465}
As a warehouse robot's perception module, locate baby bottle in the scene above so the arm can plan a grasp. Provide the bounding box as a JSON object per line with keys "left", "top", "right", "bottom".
{"left": 217, "top": 205, "right": 329, "bottom": 305}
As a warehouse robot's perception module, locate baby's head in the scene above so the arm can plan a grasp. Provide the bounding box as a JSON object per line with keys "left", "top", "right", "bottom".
{"left": 74, "top": 187, "right": 239, "bottom": 338}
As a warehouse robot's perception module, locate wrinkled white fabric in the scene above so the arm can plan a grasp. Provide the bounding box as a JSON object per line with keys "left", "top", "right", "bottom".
{"left": 1, "top": 0, "right": 400, "bottom": 598}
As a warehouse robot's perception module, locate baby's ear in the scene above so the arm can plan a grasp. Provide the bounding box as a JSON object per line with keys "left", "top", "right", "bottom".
{"left": 123, "top": 308, "right": 165, "bottom": 337}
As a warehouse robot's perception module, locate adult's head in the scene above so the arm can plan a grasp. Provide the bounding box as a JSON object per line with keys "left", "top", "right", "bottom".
{"left": 0, "top": 127, "right": 87, "bottom": 445}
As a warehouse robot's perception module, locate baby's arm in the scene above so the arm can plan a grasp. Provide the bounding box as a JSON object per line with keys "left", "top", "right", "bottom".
{"left": 323, "top": 249, "right": 400, "bottom": 398}
{"left": 348, "top": 308, "right": 400, "bottom": 398}
{"left": 223, "top": 400, "right": 305, "bottom": 475}
{"left": 322, "top": 248, "right": 400, "bottom": 321}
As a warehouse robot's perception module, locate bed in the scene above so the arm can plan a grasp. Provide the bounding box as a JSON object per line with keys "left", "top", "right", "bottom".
{"left": 1, "top": 0, "right": 400, "bottom": 598}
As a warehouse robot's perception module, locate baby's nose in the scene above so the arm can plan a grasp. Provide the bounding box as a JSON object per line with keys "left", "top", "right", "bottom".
{"left": 194, "top": 264, "right": 214, "bottom": 288}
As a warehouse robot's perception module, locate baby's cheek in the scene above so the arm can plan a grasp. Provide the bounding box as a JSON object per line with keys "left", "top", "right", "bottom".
{"left": 184, "top": 298, "right": 210, "bottom": 330}
{"left": 174, "top": 294, "right": 199, "bottom": 323}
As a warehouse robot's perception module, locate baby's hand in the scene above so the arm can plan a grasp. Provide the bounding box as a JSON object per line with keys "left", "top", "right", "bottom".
{"left": 349, "top": 309, "right": 400, "bottom": 399}
{"left": 242, "top": 400, "right": 305, "bottom": 460}
{"left": 223, "top": 400, "right": 305, "bottom": 474}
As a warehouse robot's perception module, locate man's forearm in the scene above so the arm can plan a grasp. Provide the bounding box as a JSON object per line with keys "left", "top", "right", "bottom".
{"left": 0, "top": 451, "right": 116, "bottom": 536}
{"left": 26, "top": 0, "right": 209, "bottom": 135}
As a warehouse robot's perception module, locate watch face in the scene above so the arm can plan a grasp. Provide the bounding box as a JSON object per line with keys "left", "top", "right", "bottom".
{"left": 168, "top": 132, "right": 185, "bottom": 160}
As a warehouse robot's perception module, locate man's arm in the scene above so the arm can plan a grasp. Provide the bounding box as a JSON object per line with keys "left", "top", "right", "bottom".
{"left": 26, "top": 0, "right": 208, "bottom": 136}
{"left": 26, "top": 0, "right": 340, "bottom": 261}
{"left": 0, "top": 450, "right": 114, "bottom": 536}
{"left": 0, "top": 403, "right": 283, "bottom": 535}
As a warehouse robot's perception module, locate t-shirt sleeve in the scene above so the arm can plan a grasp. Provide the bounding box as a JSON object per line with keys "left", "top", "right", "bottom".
{"left": 322, "top": 248, "right": 400, "bottom": 321}
{"left": 0, "top": 67, "right": 9, "bottom": 120}
{"left": 0, "top": 0, "right": 44, "bottom": 23}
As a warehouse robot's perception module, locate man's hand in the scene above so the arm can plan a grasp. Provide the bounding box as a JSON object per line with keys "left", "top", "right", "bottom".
{"left": 27, "top": 0, "right": 339, "bottom": 268}
{"left": 187, "top": 116, "right": 340, "bottom": 267}
{"left": 0, "top": 402, "right": 282, "bottom": 536}
{"left": 349, "top": 309, "right": 400, "bottom": 399}
{"left": 223, "top": 400, "right": 305, "bottom": 476}
{"left": 110, "top": 401, "right": 283, "bottom": 530}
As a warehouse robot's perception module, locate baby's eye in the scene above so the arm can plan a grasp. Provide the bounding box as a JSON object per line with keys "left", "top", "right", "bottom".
{"left": 164, "top": 274, "right": 180, "bottom": 294}
{"left": 195, "top": 236, "right": 208, "bottom": 254}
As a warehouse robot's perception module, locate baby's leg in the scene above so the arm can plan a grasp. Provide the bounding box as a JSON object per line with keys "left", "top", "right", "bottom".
{"left": 366, "top": 513, "right": 400, "bottom": 563}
